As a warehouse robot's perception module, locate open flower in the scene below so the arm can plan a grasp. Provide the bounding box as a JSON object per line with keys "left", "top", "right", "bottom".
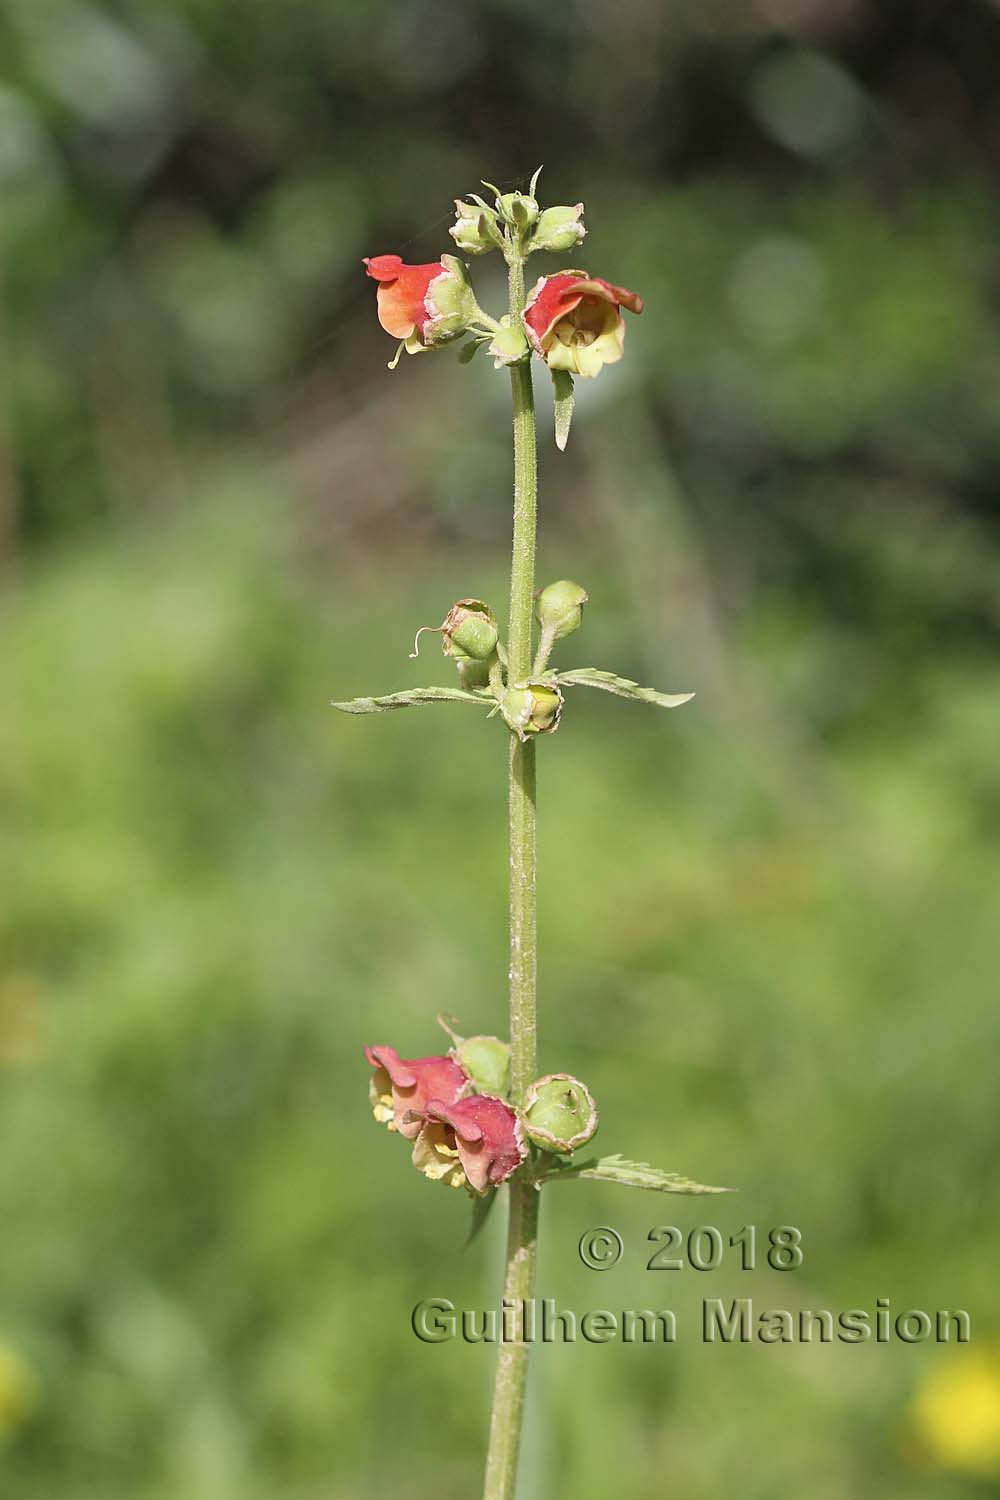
{"left": 523, "top": 271, "right": 643, "bottom": 378}
{"left": 363, "top": 254, "right": 476, "bottom": 361}
{"left": 413, "top": 1094, "right": 527, "bottom": 1193}
{"left": 365, "top": 1045, "right": 468, "bottom": 1139}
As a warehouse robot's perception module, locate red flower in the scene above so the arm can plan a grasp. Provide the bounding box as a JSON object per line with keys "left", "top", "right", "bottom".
{"left": 365, "top": 1045, "right": 468, "bottom": 1140}
{"left": 363, "top": 254, "right": 475, "bottom": 360}
{"left": 413, "top": 1094, "right": 527, "bottom": 1194}
{"left": 523, "top": 270, "right": 643, "bottom": 378}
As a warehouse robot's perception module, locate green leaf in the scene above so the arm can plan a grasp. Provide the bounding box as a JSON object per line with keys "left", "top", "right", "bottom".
{"left": 538, "top": 1153, "right": 732, "bottom": 1195}
{"left": 458, "top": 338, "right": 487, "bottom": 365}
{"left": 551, "top": 369, "right": 574, "bottom": 451}
{"left": 464, "top": 1186, "right": 498, "bottom": 1247}
{"left": 556, "top": 668, "right": 694, "bottom": 710}
{"left": 331, "top": 686, "right": 493, "bottom": 715}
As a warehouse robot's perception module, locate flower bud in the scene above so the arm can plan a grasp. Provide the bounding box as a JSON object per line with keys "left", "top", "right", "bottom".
{"left": 489, "top": 322, "right": 530, "bottom": 369}
{"left": 497, "top": 192, "right": 539, "bottom": 231}
{"left": 523, "top": 1072, "right": 599, "bottom": 1154}
{"left": 530, "top": 203, "right": 586, "bottom": 254}
{"left": 535, "top": 579, "right": 588, "bottom": 641}
{"left": 454, "top": 655, "right": 491, "bottom": 690}
{"left": 501, "top": 681, "right": 563, "bottom": 739}
{"left": 454, "top": 1035, "right": 511, "bottom": 1098}
{"left": 442, "top": 599, "right": 499, "bottom": 661}
{"left": 450, "top": 199, "right": 500, "bottom": 255}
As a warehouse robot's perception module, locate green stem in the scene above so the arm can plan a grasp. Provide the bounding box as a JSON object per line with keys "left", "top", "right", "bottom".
{"left": 482, "top": 248, "right": 539, "bottom": 1500}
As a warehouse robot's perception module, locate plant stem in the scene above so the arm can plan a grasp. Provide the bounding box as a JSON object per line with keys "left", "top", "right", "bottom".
{"left": 482, "top": 248, "right": 539, "bottom": 1500}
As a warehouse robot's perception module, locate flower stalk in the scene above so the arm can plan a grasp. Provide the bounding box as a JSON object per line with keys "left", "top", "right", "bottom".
{"left": 482, "top": 246, "right": 540, "bottom": 1499}
{"left": 345, "top": 170, "right": 725, "bottom": 1500}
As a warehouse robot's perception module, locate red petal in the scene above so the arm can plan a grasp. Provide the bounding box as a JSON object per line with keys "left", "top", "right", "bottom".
{"left": 364, "top": 1045, "right": 417, "bottom": 1089}
{"left": 425, "top": 1094, "right": 527, "bottom": 1189}
{"left": 569, "top": 277, "right": 644, "bottom": 315}
{"left": 523, "top": 272, "right": 588, "bottom": 349}
{"left": 363, "top": 255, "right": 406, "bottom": 283}
{"left": 522, "top": 270, "right": 643, "bottom": 352}
{"left": 365, "top": 1045, "right": 469, "bottom": 1138}
{"left": 363, "top": 256, "right": 446, "bottom": 341}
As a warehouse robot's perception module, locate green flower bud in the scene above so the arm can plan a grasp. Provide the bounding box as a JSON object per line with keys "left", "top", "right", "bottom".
{"left": 535, "top": 579, "right": 588, "bottom": 642}
{"left": 501, "top": 680, "right": 563, "bottom": 740}
{"left": 489, "top": 321, "right": 530, "bottom": 369}
{"left": 523, "top": 1072, "right": 599, "bottom": 1154}
{"left": 529, "top": 203, "right": 586, "bottom": 254}
{"left": 497, "top": 192, "right": 539, "bottom": 231}
{"left": 454, "top": 655, "right": 491, "bottom": 690}
{"left": 443, "top": 598, "right": 499, "bottom": 661}
{"left": 455, "top": 1035, "right": 511, "bottom": 1097}
{"left": 450, "top": 200, "right": 500, "bottom": 255}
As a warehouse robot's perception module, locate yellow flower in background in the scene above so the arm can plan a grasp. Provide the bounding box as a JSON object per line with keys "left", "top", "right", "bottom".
{"left": 913, "top": 1352, "right": 1000, "bottom": 1476}
{"left": 0, "top": 1343, "right": 39, "bottom": 1437}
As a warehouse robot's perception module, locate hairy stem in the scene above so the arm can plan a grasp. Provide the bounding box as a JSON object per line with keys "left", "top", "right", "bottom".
{"left": 482, "top": 247, "right": 539, "bottom": 1500}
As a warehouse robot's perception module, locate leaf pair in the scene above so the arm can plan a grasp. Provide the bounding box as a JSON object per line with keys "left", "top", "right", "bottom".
{"left": 332, "top": 670, "right": 693, "bottom": 718}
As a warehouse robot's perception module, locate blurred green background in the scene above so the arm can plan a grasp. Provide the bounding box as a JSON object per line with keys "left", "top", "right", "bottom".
{"left": 3, "top": 1, "right": 1000, "bottom": 1496}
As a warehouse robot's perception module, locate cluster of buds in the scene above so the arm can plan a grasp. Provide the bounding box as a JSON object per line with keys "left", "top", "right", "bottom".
{"left": 365, "top": 1024, "right": 598, "bottom": 1196}
{"left": 363, "top": 170, "right": 642, "bottom": 414}
{"left": 409, "top": 579, "right": 590, "bottom": 739}
{"left": 450, "top": 170, "right": 587, "bottom": 259}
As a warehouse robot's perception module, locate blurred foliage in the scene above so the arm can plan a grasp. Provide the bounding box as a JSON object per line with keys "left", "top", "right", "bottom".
{"left": 2, "top": 0, "right": 1000, "bottom": 1497}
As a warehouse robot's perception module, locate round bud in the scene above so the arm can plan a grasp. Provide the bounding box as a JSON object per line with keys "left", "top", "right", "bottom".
{"left": 450, "top": 200, "right": 499, "bottom": 255}
{"left": 523, "top": 1072, "right": 599, "bottom": 1154}
{"left": 454, "top": 655, "right": 491, "bottom": 690}
{"left": 530, "top": 203, "right": 586, "bottom": 254}
{"left": 535, "top": 580, "right": 588, "bottom": 641}
{"left": 497, "top": 192, "right": 539, "bottom": 230}
{"left": 489, "top": 322, "right": 530, "bottom": 369}
{"left": 455, "top": 1035, "right": 511, "bottom": 1098}
{"left": 501, "top": 681, "right": 563, "bottom": 739}
{"left": 443, "top": 599, "right": 499, "bottom": 661}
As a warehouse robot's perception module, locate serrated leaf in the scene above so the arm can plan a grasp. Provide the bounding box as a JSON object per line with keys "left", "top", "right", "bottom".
{"left": 551, "top": 369, "right": 574, "bottom": 451}
{"left": 331, "top": 686, "right": 493, "bottom": 715}
{"left": 539, "top": 1153, "right": 732, "bottom": 1195}
{"left": 556, "top": 668, "right": 694, "bottom": 710}
{"left": 464, "top": 1186, "right": 498, "bottom": 1247}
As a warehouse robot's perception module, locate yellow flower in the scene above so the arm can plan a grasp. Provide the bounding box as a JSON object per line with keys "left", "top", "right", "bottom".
{"left": 912, "top": 1352, "right": 1000, "bottom": 1476}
